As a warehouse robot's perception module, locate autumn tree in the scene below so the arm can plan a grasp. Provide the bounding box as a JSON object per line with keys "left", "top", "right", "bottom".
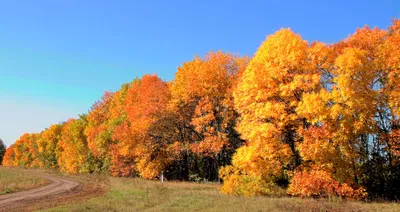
{"left": 220, "top": 29, "right": 320, "bottom": 196}
{"left": 361, "top": 19, "right": 400, "bottom": 199}
{"left": 2, "top": 145, "right": 15, "bottom": 167}
{"left": 382, "top": 19, "right": 400, "bottom": 157}
{"left": 7, "top": 133, "right": 41, "bottom": 168}
{"left": 107, "top": 81, "right": 138, "bottom": 177}
{"left": 285, "top": 22, "right": 400, "bottom": 200}
{"left": 56, "top": 115, "right": 89, "bottom": 173}
{"left": 3, "top": 18, "right": 400, "bottom": 200}
{"left": 37, "top": 124, "right": 63, "bottom": 168}
{"left": 85, "top": 91, "right": 114, "bottom": 171}
{"left": 84, "top": 81, "right": 135, "bottom": 176}
{"left": 112, "top": 75, "right": 175, "bottom": 179}
{"left": 170, "top": 51, "right": 248, "bottom": 181}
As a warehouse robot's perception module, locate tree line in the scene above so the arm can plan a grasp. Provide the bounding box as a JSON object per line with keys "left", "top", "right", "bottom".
{"left": 3, "top": 19, "right": 400, "bottom": 200}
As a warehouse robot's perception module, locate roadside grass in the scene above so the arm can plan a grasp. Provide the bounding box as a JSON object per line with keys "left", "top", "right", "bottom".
{"left": 41, "top": 176, "right": 400, "bottom": 212}
{"left": 0, "top": 166, "right": 49, "bottom": 194}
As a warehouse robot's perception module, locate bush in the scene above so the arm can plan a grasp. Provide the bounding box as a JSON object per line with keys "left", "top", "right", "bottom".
{"left": 288, "top": 169, "right": 367, "bottom": 200}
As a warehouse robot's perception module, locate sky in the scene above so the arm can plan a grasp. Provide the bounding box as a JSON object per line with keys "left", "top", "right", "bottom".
{"left": 0, "top": 0, "right": 399, "bottom": 146}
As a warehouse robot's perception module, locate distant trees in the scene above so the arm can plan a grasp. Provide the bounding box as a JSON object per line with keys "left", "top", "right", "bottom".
{"left": 37, "top": 124, "right": 63, "bottom": 168}
{"left": 0, "top": 138, "right": 5, "bottom": 165}
{"left": 57, "top": 116, "right": 89, "bottom": 173}
{"left": 3, "top": 19, "right": 400, "bottom": 200}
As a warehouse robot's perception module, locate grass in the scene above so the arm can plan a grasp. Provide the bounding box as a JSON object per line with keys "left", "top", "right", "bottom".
{"left": 0, "top": 166, "right": 49, "bottom": 194}
{"left": 41, "top": 176, "right": 400, "bottom": 212}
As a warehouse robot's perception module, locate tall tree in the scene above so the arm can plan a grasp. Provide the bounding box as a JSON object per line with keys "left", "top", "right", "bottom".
{"left": 292, "top": 26, "right": 388, "bottom": 199}
{"left": 37, "top": 124, "right": 63, "bottom": 168}
{"left": 8, "top": 133, "right": 41, "bottom": 168}
{"left": 2, "top": 145, "right": 15, "bottom": 167}
{"left": 56, "top": 115, "right": 89, "bottom": 173}
{"left": 85, "top": 91, "right": 114, "bottom": 171}
{"left": 112, "top": 74, "right": 175, "bottom": 179}
{"left": 170, "top": 51, "right": 248, "bottom": 181}
{"left": 220, "top": 29, "right": 318, "bottom": 196}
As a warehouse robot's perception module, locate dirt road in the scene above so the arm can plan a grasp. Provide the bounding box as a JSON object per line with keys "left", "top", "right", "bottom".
{"left": 0, "top": 171, "right": 80, "bottom": 211}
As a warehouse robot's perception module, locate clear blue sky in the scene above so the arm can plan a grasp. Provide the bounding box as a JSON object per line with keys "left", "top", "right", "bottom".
{"left": 0, "top": 0, "right": 399, "bottom": 146}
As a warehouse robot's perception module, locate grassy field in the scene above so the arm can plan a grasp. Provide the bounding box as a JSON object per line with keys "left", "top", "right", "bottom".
{"left": 42, "top": 176, "right": 400, "bottom": 212}
{"left": 0, "top": 166, "right": 49, "bottom": 194}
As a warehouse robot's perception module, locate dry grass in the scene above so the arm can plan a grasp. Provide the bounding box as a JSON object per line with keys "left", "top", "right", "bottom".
{"left": 18, "top": 169, "right": 108, "bottom": 212}
{"left": 0, "top": 166, "right": 49, "bottom": 194}
{"left": 41, "top": 176, "right": 400, "bottom": 212}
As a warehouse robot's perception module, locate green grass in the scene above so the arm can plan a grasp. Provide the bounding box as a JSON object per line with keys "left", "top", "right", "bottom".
{"left": 0, "top": 166, "right": 49, "bottom": 194}
{"left": 41, "top": 176, "right": 400, "bottom": 212}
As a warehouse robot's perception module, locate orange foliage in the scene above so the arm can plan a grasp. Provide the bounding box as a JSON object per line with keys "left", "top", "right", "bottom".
{"left": 85, "top": 91, "right": 114, "bottom": 158}
{"left": 171, "top": 51, "right": 249, "bottom": 156}
{"left": 288, "top": 169, "right": 367, "bottom": 200}
{"left": 112, "top": 74, "right": 173, "bottom": 179}
{"left": 2, "top": 145, "right": 16, "bottom": 167}
{"left": 4, "top": 19, "right": 400, "bottom": 200}
{"left": 57, "top": 117, "right": 88, "bottom": 173}
{"left": 220, "top": 29, "right": 317, "bottom": 196}
{"left": 5, "top": 133, "right": 42, "bottom": 168}
{"left": 37, "top": 124, "right": 63, "bottom": 168}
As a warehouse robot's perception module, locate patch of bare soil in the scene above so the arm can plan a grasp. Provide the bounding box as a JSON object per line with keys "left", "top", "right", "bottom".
{"left": 0, "top": 170, "right": 106, "bottom": 212}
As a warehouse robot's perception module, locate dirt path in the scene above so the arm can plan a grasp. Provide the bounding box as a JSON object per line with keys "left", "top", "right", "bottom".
{"left": 0, "top": 171, "right": 80, "bottom": 211}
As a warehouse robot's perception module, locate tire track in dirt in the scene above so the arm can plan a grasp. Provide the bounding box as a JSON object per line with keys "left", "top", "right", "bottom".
{"left": 0, "top": 171, "right": 80, "bottom": 211}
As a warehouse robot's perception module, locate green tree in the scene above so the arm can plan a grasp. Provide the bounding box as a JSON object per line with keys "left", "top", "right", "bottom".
{"left": 0, "top": 138, "right": 6, "bottom": 165}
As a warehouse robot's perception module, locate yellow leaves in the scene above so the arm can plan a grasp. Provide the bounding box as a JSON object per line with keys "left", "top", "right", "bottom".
{"left": 170, "top": 51, "right": 248, "bottom": 158}
{"left": 333, "top": 48, "right": 376, "bottom": 106}
{"left": 292, "top": 31, "right": 385, "bottom": 198}
{"left": 221, "top": 23, "right": 397, "bottom": 198}
{"left": 5, "top": 19, "right": 400, "bottom": 200}
{"left": 378, "top": 20, "right": 400, "bottom": 117}
{"left": 308, "top": 41, "right": 334, "bottom": 70}
{"left": 255, "top": 28, "right": 308, "bottom": 69}
{"left": 228, "top": 126, "right": 292, "bottom": 179}
{"left": 85, "top": 91, "right": 114, "bottom": 158}
{"left": 57, "top": 117, "right": 88, "bottom": 173}
{"left": 289, "top": 74, "right": 321, "bottom": 92}
{"left": 219, "top": 159, "right": 282, "bottom": 197}
{"left": 343, "top": 26, "right": 387, "bottom": 57}
{"left": 255, "top": 102, "right": 285, "bottom": 120}
{"left": 220, "top": 28, "right": 315, "bottom": 196}
{"left": 235, "top": 29, "right": 311, "bottom": 129}
{"left": 335, "top": 48, "right": 367, "bottom": 72}
{"left": 297, "top": 91, "right": 330, "bottom": 124}
{"left": 171, "top": 52, "right": 245, "bottom": 105}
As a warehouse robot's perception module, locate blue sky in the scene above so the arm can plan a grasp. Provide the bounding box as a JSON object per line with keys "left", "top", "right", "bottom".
{"left": 0, "top": 0, "right": 399, "bottom": 146}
